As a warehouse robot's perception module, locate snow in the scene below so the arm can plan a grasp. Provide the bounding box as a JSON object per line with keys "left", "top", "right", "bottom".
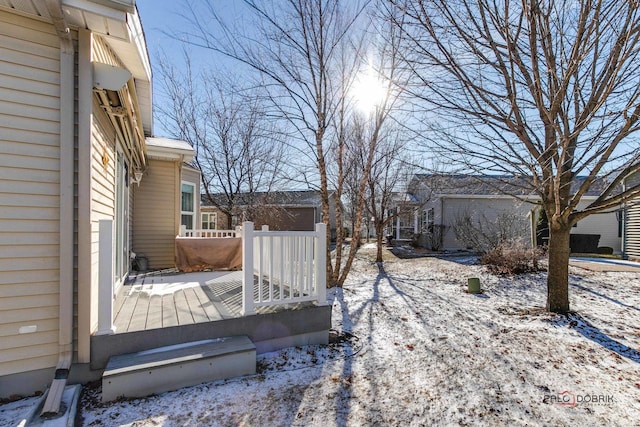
{"left": 3, "top": 249, "right": 640, "bottom": 426}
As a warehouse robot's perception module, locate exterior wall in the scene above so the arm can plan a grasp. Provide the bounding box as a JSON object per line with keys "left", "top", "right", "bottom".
{"left": 0, "top": 10, "right": 61, "bottom": 384}
{"left": 439, "top": 197, "right": 534, "bottom": 250}
{"left": 626, "top": 201, "right": 640, "bottom": 261}
{"left": 414, "top": 191, "right": 622, "bottom": 253}
{"left": 624, "top": 171, "right": 640, "bottom": 260}
{"left": 572, "top": 200, "right": 621, "bottom": 252}
{"left": 201, "top": 206, "right": 231, "bottom": 230}
{"left": 132, "top": 159, "right": 180, "bottom": 269}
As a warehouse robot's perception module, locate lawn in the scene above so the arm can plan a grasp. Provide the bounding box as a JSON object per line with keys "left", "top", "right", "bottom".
{"left": 5, "top": 247, "right": 640, "bottom": 426}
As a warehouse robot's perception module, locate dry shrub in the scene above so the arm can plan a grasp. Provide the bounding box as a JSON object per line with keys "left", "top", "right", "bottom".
{"left": 480, "top": 241, "right": 545, "bottom": 275}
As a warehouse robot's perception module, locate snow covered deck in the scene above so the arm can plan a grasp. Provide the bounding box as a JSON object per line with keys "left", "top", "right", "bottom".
{"left": 91, "top": 268, "right": 331, "bottom": 370}
{"left": 113, "top": 270, "right": 318, "bottom": 333}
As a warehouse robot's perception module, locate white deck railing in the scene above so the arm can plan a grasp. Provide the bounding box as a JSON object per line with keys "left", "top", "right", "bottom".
{"left": 241, "top": 222, "right": 327, "bottom": 315}
{"left": 179, "top": 225, "right": 241, "bottom": 238}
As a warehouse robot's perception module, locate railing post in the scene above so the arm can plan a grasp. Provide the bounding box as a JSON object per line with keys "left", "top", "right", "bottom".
{"left": 315, "top": 222, "right": 327, "bottom": 305}
{"left": 180, "top": 224, "right": 186, "bottom": 237}
{"left": 96, "top": 219, "right": 116, "bottom": 335}
{"left": 242, "top": 221, "right": 255, "bottom": 315}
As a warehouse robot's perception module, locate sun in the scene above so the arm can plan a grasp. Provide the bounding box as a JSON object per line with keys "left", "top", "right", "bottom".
{"left": 351, "top": 67, "right": 387, "bottom": 114}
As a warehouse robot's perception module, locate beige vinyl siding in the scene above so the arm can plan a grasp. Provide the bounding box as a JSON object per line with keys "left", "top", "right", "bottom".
{"left": 133, "top": 159, "right": 179, "bottom": 269}
{"left": 0, "top": 10, "right": 60, "bottom": 376}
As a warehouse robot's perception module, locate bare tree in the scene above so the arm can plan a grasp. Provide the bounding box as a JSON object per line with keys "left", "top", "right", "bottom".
{"left": 365, "top": 129, "right": 410, "bottom": 262}
{"left": 179, "top": 0, "right": 408, "bottom": 287}
{"left": 392, "top": 0, "right": 640, "bottom": 312}
{"left": 155, "top": 52, "right": 287, "bottom": 227}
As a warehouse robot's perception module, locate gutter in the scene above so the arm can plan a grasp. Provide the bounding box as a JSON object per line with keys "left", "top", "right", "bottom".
{"left": 41, "top": 0, "right": 75, "bottom": 416}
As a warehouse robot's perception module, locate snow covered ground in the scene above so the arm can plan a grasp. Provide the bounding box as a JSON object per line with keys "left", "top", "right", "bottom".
{"left": 4, "top": 247, "right": 640, "bottom": 426}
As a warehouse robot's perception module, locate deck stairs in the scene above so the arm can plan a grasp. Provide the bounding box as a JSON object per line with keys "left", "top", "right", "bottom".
{"left": 101, "top": 336, "right": 256, "bottom": 402}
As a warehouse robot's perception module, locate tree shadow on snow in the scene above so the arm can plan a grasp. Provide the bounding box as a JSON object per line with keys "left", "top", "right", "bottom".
{"left": 570, "top": 282, "right": 640, "bottom": 313}
{"left": 555, "top": 313, "right": 640, "bottom": 364}
{"left": 327, "top": 263, "right": 407, "bottom": 425}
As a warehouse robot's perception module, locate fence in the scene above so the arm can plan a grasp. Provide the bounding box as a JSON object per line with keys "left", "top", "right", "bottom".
{"left": 179, "top": 225, "right": 241, "bottom": 238}
{"left": 241, "top": 222, "right": 327, "bottom": 315}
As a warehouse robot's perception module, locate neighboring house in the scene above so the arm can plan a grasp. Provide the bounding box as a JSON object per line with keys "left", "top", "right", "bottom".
{"left": 622, "top": 171, "right": 640, "bottom": 261}
{"left": 385, "top": 191, "right": 421, "bottom": 240}
{"left": 201, "top": 190, "right": 339, "bottom": 236}
{"left": 131, "top": 137, "right": 200, "bottom": 270}
{"left": 393, "top": 174, "right": 622, "bottom": 252}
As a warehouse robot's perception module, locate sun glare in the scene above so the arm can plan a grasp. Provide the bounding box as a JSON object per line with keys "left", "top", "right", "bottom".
{"left": 352, "top": 67, "right": 387, "bottom": 114}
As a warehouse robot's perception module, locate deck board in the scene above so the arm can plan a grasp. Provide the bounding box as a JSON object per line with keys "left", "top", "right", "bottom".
{"left": 114, "top": 289, "right": 138, "bottom": 332}
{"left": 128, "top": 293, "right": 150, "bottom": 332}
{"left": 184, "top": 287, "right": 210, "bottom": 324}
{"left": 191, "top": 285, "right": 223, "bottom": 321}
{"left": 146, "top": 295, "right": 163, "bottom": 330}
{"left": 174, "top": 289, "right": 194, "bottom": 325}
{"left": 162, "top": 294, "right": 178, "bottom": 328}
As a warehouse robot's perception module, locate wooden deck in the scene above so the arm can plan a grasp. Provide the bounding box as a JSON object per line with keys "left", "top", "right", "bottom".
{"left": 113, "top": 270, "right": 312, "bottom": 333}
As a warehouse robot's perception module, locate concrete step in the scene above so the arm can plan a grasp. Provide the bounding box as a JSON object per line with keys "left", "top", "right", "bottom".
{"left": 102, "top": 336, "right": 256, "bottom": 402}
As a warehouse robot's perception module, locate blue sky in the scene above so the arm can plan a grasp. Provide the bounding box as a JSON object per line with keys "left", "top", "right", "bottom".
{"left": 137, "top": 1, "right": 248, "bottom": 136}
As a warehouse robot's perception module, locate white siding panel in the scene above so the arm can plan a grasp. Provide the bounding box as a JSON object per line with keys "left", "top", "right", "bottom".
{"left": 0, "top": 180, "right": 59, "bottom": 196}
{"left": 0, "top": 278, "right": 58, "bottom": 293}
{"left": 0, "top": 59, "right": 59, "bottom": 85}
{"left": 0, "top": 127, "right": 60, "bottom": 146}
{"left": 0, "top": 113, "right": 59, "bottom": 134}
{"left": 626, "top": 201, "right": 640, "bottom": 260}
{"left": 0, "top": 9, "right": 60, "bottom": 377}
{"left": 0, "top": 257, "right": 59, "bottom": 272}
{"left": 0, "top": 151, "right": 58, "bottom": 170}
{"left": 0, "top": 72, "right": 59, "bottom": 97}
{"left": 0, "top": 139, "right": 60, "bottom": 158}
{"left": 0, "top": 219, "right": 58, "bottom": 233}
{"left": 0, "top": 41, "right": 59, "bottom": 72}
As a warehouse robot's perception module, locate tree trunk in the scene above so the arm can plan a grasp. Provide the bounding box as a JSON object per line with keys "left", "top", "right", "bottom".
{"left": 546, "top": 221, "right": 571, "bottom": 313}
{"left": 375, "top": 222, "right": 384, "bottom": 263}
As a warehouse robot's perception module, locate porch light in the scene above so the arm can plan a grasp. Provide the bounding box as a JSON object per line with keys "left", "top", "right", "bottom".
{"left": 131, "top": 170, "right": 143, "bottom": 185}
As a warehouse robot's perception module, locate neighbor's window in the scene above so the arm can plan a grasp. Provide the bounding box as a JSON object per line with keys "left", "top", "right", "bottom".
{"left": 201, "top": 212, "right": 217, "bottom": 230}
{"left": 181, "top": 182, "right": 195, "bottom": 229}
{"left": 421, "top": 208, "right": 434, "bottom": 233}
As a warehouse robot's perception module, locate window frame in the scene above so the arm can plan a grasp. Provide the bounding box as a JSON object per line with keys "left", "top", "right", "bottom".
{"left": 181, "top": 181, "right": 196, "bottom": 230}
{"left": 201, "top": 212, "right": 218, "bottom": 230}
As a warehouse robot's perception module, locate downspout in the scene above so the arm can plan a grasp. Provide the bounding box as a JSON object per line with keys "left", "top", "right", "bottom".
{"left": 41, "top": 0, "right": 74, "bottom": 415}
